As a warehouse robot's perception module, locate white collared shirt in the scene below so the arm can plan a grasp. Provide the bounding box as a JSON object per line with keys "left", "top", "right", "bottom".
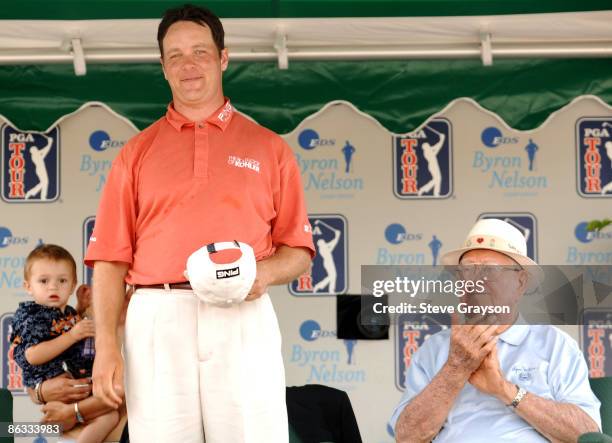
{"left": 390, "top": 324, "right": 601, "bottom": 442}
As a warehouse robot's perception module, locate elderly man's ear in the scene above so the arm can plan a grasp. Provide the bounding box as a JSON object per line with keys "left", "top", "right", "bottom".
{"left": 518, "top": 270, "right": 530, "bottom": 293}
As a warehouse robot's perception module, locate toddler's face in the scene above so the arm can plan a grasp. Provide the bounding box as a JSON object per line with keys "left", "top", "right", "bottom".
{"left": 25, "top": 259, "right": 76, "bottom": 310}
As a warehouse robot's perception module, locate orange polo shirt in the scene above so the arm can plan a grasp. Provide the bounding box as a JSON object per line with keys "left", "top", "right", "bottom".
{"left": 85, "top": 99, "right": 314, "bottom": 284}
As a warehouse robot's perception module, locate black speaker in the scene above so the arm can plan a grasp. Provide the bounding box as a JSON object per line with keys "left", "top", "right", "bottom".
{"left": 336, "top": 295, "right": 389, "bottom": 340}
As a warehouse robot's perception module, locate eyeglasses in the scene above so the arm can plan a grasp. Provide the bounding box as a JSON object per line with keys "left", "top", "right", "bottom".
{"left": 456, "top": 264, "right": 523, "bottom": 281}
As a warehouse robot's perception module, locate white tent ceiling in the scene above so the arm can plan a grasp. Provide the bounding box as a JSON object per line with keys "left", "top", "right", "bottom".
{"left": 0, "top": 10, "right": 610, "bottom": 74}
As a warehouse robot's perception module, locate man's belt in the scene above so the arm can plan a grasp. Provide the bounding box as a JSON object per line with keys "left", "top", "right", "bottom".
{"left": 134, "top": 282, "right": 192, "bottom": 290}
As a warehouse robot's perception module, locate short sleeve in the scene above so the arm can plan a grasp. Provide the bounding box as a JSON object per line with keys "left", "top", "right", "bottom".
{"left": 11, "top": 309, "right": 52, "bottom": 370}
{"left": 271, "top": 140, "right": 315, "bottom": 257}
{"left": 550, "top": 340, "right": 602, "bottom": 430}
{"left": 84, "top": 147, "right": 137, "bottom": 267}
{"left": 389, "top": 345, "right": 435, "bottom": 431}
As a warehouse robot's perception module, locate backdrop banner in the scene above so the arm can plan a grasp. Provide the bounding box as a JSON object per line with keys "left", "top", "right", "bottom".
{"left": 1, "top": 95, "right": 610, "bottom": 442}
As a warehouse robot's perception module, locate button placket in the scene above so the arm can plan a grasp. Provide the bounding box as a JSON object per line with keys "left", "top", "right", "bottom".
{"left": 194, "top": 122, "right": 209, "bottom": 180}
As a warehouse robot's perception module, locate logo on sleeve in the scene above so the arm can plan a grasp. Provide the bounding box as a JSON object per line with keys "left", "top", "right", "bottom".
{"left": 2, "top": 125, "right": 60, "bottom": 203}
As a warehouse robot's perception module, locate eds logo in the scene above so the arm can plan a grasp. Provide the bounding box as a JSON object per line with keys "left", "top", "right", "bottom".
{"left": 89, "top": 130, "right": 125, "bottom": 152}
{"left": 480, "top": 127, "right": 519, "bottom": 148}
{"left": 299, "top": 320, "right": 336, "bottom": 341}
{"left": 0, "top": 314, "right": 26, "bottom": 395}
{"left": 0, "top": 226, "right": 28, "bottom": 249}
{"left": 1, "top": 125, "right": 60, "bottom": 203}
{"left": 83, "top": 217, "right": 95, "bottom": 286}
{"left": 298, "top": 129, "right": 335, "bottom": 150}
{"left": 395, "top": 313, "right": 449, "bottom": 390}
{"left": 290, "top": 215, "right": 348, "bottom": 296}
{"left": 384, "top": 224, "right": 423, "bottom": 245}
{"left": 478, "top": 213, "right": 537, "bottom": 261}
{"left": 393, "top": 119, "right": 452, "bottom": 199}
{"left": 576, "top": 118, "right": 612, "bottom": 197}
{"left": 574, "top": 221, "right": 612, "bottom": 244}
{"left": 580, "top": 310, "right": 612, "bottom": 377}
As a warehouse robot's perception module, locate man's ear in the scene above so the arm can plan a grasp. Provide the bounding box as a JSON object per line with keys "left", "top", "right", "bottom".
{"left": 517, "top": 270, "right": 530, "bottom": 293}
{"left": 220, "top": 48, "right": 229, "bottom": 72}
{"left": 160, "top": 57, "right": 168, "bottom": 80}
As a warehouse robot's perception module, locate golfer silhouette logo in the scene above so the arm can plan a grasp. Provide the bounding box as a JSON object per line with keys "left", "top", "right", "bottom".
{"left": 576, "top": 118, "right": 612, "bottom": 197}
{"left": 394, "top": 119, "right": 452, "bottom": 199}
{"left": 2, "top": 126, "right": 60, "bottom": 203}
{"left": 289, "top": 215, "right": 348, "bottom": 296}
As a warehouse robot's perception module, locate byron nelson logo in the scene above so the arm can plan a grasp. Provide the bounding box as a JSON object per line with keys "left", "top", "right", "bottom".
{"left": 393, "top": 119, "right": 453, "bottom": 199}
{"left": 216, "top": 267, "right": 240, "bottom": 279}
{"left": 576, "top": 118, "right": 612, "bottom": 197}
{"left": 2, "top": 125, "right": 60, "bottom": 203}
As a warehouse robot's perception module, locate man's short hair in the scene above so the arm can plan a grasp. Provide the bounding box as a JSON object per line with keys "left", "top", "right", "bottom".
{"left": 157, "top": 4, "right": 225, "bottom": 57}
{"left": 24, "top": 244, "right": 77, "bottom": 282}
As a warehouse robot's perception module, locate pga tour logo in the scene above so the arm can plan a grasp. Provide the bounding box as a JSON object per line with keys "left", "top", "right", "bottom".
{"left": 0, "top": 314, "right": 26, "bottom": 395}
{"left": 393, "top": 119, "right": 452, "bottom": 199}
{"left": 576, "top": 118, "right": 612, "bottom": 197}
{"left": 216, "top": 267, "right": 240, "bottom": 279}
{"left": 83, "top": 217, "right": 96, "bottom": 286}
{"left": 580, "top": 310, "right": 612, "bottom": 377}
{"left": 290, "top": 215, "right": 348, "bottom": 296}
{"left": 2, "top": 125, "right": 60, "bottom": 203}
{"left": 478, "top": 213, "right": 538, "bottom": 261}
{"left": 395, "top": 313, "right": 449, "bottom": 391}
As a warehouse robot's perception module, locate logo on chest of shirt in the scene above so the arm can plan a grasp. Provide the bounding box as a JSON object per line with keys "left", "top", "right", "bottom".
{"left": 227, "top": 155, "right": 260, "bottom": 173}
{"left": 511, "top": 365, "right": 538, "bottom": 383}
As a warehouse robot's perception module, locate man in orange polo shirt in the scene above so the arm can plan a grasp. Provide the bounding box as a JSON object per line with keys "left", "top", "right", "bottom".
{"left": 85, "top": 4, "right": 314, "bottom": 443}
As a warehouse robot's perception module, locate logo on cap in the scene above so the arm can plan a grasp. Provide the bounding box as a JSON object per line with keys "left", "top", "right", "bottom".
{"left": 216, "top": 267, "right": 240, "bottom": 279}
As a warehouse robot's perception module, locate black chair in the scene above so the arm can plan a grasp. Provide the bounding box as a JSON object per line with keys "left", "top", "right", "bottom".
{"left": 0, "top": 389, "right": 14, "bottom": 443}
{"left": 286, "top": 384, "right": 363, "bottom": 443}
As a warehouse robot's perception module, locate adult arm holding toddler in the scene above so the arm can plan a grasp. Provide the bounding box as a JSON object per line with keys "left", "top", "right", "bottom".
{"left": 11, "top": 244, "right": 120, "bottom": 442}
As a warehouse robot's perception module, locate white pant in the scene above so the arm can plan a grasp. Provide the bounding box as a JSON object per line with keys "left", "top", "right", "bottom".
{"left": 124, "top": 289, "right": 288, "bottom": 443}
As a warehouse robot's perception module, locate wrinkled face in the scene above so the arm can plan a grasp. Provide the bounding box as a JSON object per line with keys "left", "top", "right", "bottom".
{"left": 25, "top": 259, "right": 76, "bottom": 310}
{"left": 459, "top": 249, "right": 528, "bottom": 316}
{"left": 161, "top": 20, "right": 228, "bottom": 109}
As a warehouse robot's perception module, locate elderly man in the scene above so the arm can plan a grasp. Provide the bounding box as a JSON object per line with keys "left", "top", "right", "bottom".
{"left": 391, "top": 218, "right": 601, "bottom": 442}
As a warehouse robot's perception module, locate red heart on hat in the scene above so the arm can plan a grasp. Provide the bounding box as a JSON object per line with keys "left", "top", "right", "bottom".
{"left": 476, "top": 237, "right": 484, "bottom": 244}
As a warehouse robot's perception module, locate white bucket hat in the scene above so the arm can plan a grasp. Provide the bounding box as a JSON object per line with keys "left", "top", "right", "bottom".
{"left": 441, "top": 218, "right": 543, "bottom": 284}
{"left": 186, "top": 241, "right": 256, "bottom": 306}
